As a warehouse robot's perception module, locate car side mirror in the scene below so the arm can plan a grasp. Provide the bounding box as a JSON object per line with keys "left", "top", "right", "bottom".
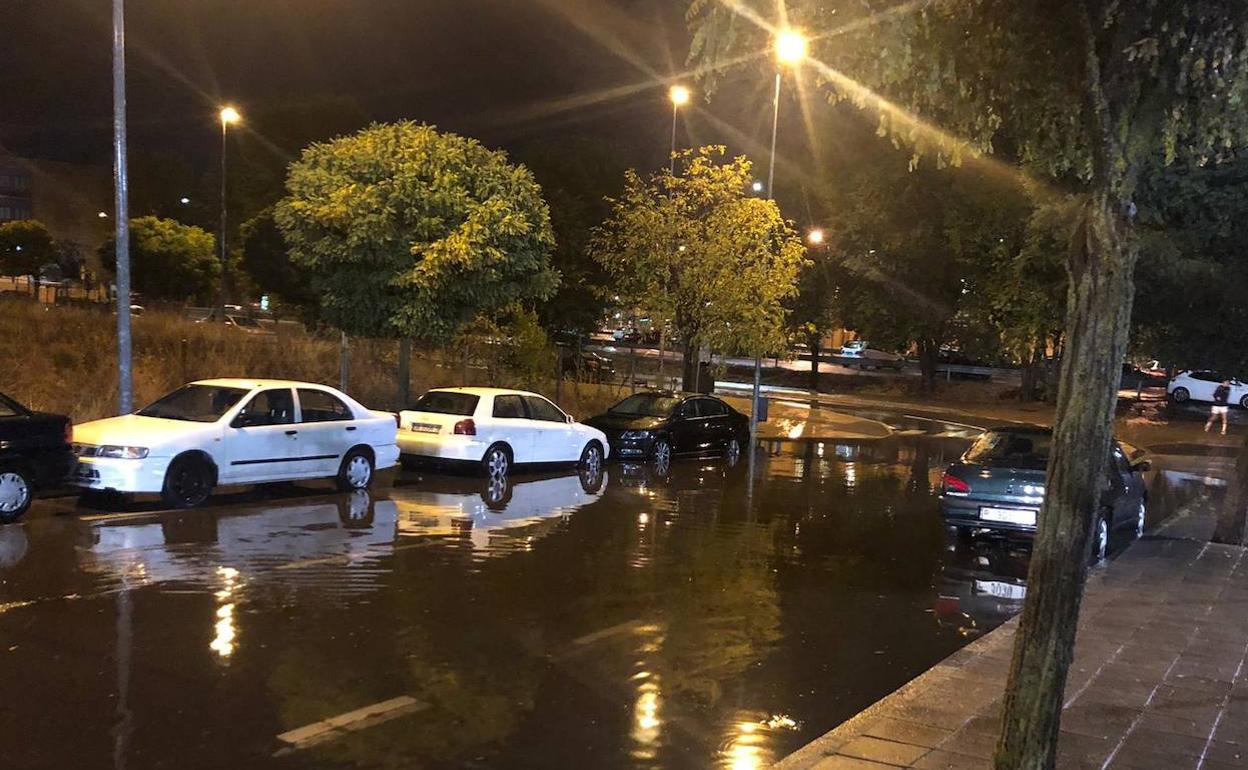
{"left": 566, "top": 414, "right": 574, "bottom": 424}
{"left": 1132, "top": 459, "right": 1152, "bottom": 473}
{"left": 231, "top": 413, "right": 261, "bottom": 429}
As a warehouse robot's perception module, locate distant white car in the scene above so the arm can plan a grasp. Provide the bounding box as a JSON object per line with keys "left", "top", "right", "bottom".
{"left": 1168, "top": 371, "right": 1248, "bottom": 408}
{"left": 71, "top": 379, "right": 399, "bottom": 508}
{"left": 397, "top": 387, "right": 609, "bottom": 476}
{"left": 840, "top": 340, "right": 906, "bottom": 370}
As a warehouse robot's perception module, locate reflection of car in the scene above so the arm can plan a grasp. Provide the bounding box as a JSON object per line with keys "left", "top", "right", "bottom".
{"left": 0, "top": 391, "right": 74, "bottom": 522}
{"left": 391, "top": 468, "right": 605, "bottom": 552}
{"left": 583, "top": 392, "right": 749, "bottom": 468}
{"left": 934, "top": 538, "right": 1031, "bottom": 638}
{"left": 561, "top": 351, "right": 615, "bottom": 382}
{"left": 839, "top": 340, "right": 905, "bottom": 370}
{"left": 397, "top": 387, "right": 608, "bottom": 477}
{"left": 1168, "top": 370, "right": 1248, "bottom": 407}
{"left": 938, "top": 427, "right": 1148, "bottom": 561}
{"left": 70, "top": 379, "right": 399, "bottom": 508}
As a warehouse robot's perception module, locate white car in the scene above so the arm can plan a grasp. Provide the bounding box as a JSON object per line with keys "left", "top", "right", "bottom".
{"left": 397, "top": 387, "right": 608, "bottom": 476}
{"left": 839, "top": 340, "right": 906, "bottom": 370}
{"left": 71, "top": 379, "right": 399, "bottom": 508}
{"left": 1168, "top": 371, "right": 1248, "bottom": 407}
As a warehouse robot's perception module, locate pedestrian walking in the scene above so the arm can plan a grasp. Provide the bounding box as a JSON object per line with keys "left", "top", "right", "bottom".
{"left": 1206, "top": 380, "right": 1232, "bottom": 435}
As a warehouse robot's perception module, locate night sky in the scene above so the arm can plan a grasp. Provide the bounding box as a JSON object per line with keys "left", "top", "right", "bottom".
{"left": 2, "top": 0, "right": 870, "bottom": 224}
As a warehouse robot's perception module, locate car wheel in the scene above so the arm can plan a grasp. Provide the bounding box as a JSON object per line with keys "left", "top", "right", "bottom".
{"left": 1171, "top": 387, "right": 1190, "bottom": 403}
{"left": 0, "top": 466, "right": 33, "bottom": 524}
{"left": 579, "top": 441, "right": 603, "bottom": 476}
{"left": 337, "top": 490, "right": 375, "bottom": 527}
{"left": 482, "top": 444, "right": 511, "bottom": 478}
{"left": 651, "top": 438, "right": 672, "bottom": 472}
{"left": 336, "top": 448, "right": 375, "bottom": 492}
{"left": 1241, "top": 395, "right": 1248, "bottom": 410}
{"left": 725, "top": 437, "right": 741, "bottom": 467}
{"left": 1091, "top": 515, "right": 1109, "bottom": 563}
{"left": 160, "top": 455, "right": 214, "bottom": 509}
{"left": 480, "top": 474, "right": 513, "bottom": 510}
{"left": 1135, "top": 501, "right": 1147, "bottom": 538}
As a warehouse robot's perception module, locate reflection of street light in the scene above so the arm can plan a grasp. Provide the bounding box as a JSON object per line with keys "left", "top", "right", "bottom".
{"left": 668, "top": 85, "right": 691, "bottom": 174}
{"left": 218, "top": 106, "right": 240, "bottom": 311}
{"left": 807, "top": 228, "right": 825, "bottom": 245}
{"left": 98, "top": 211, "right": 109, "bottom": 218}
{"left": 180, "top": 197, "right": 190, "bottom": 205}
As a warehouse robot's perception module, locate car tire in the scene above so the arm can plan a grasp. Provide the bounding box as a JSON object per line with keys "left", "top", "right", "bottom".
{"left": 651, "top": 437, "right": 672, "bottom": 470}
{"left": 1090, "top": 514, "right": 1109, "bottom": 564}
{"left": 1171, "top": 387, "right": 1190, "bottom": 403}
{"left": 725, "top": 437, "right": 741, "bottom": 467}
{"left": 480, "top": 473, "right": 513, "bottom": 510}
{"left": 336, "top": 448, "right": 375, "bottom": 492}
{"left": 1240, "top": 395, "right": 1248, "bottom": 410}
{"left": 579, "top": 441, "right": 603, "bottom": 475}
{"left": 481, "top": 443, "right": 512, "bottom": 478}
{"left": 1135, "top": 501, "right": 1147, "bottom": 538}
{"left": 160, "top": 454, "right": 215, "bottom": 509}
{"left": 0, "top": 465, "right": 34, "bottom": 524}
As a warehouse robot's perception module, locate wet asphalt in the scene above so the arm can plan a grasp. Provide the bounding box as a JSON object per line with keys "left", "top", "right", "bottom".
{"left": 0, "top": 418, "right": 1179, "bottom": 770}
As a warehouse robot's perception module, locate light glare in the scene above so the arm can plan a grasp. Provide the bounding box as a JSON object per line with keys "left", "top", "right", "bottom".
{"left": 669, "top": 85, "right": 691, "bottom": 107}
{"left": 775, "top": 30, "right": 808, "bottom": 65}
{"left": 219, "top": 106, "right": 241, "bottom": 124}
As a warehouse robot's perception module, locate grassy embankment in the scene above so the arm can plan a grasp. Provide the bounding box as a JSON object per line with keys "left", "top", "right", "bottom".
{"left": 0, "top": 301, "right": 622, "bottom": 423}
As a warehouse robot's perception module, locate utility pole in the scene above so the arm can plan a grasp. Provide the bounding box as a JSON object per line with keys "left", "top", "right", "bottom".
{"left": 112, "top": 0, "right": 133, "bottom": 413}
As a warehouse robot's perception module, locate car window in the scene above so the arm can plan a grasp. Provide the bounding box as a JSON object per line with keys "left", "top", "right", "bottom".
{"left": 410, "top": 391, "right": 479, "bottom": 416}
{"left": 964, "top": 431, "right": 1052, "bottom": 468}
{"left": 0, "top": 392, "right": 22, "bottom": 418}
{"left": 492, "top": 394, "right": 526, "bottom": 419}
{"left": 234, "top": 388, "right": 295, "bottom": 427}
{"left": 675, "top": 401, "right": 698, "bottom": 419}
{"left": 608, "top": 393, "right": 682, "bottom": 417}
{"left": 298, "top": 389, "right": 353, "bottom": 422}
{"left": 138, "top": 384, "right": 248, "bottom": 422}
{"left": 698, "top": 398, "right": 727, "bottom": 417}
{"left": 1193, "top": 371, "right": 1222, "bottom": 382}
{"left": 522, "top": 396, "right": 566, "bottom": 423}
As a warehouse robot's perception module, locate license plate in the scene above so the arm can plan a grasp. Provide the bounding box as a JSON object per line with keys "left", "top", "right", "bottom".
{"left": 410, "top": 423, "right": 441, "bottom": 434}
{"left": 980, "top": 507, "right": 1037, "bottom": 526}
{"left": 75, "top": 464, "right": 98, "bottom": 479}
{"left": 974, "top": 580, "right": 1027, "bottom": 600}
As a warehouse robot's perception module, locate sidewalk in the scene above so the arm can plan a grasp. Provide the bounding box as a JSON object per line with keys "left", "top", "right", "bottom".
{"left": 774, "top": 501, "right": 1248, "bottom": 770}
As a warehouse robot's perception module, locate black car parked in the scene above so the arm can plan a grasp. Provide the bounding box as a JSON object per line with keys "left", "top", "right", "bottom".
{"left": 938, "top": 427, "right": 1149, "bottom": 561}
{"left": 0, "top": 392, "right": 74, "bottom": 522}
{"left": 584, "top": 391, "right": 749, "bottom": 468}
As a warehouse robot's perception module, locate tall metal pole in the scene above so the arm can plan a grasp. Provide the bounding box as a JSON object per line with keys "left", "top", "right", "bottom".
{"left": 669, "top": 101, "right": 679, "bottom": 175}
{"left": 749, "top": 71, "right": 783, "bottom": 445}
{"left": 112, "top": 0, "right": 133, "bottom": 414}
{"left": 218, "top": 116, "right": 228, "bottom": 315}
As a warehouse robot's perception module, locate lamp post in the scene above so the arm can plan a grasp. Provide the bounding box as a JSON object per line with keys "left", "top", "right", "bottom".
{"left": 749, "top": 28, "right": 807, "bottom": 444}
{"left": 668, "top": 84, "right": 691, "bottom": 174}
{"left": 218, "top": 106, "right": 240, "bottom": 315}
{"left": 111, "top": 0, "right": 133, "bottom": 414}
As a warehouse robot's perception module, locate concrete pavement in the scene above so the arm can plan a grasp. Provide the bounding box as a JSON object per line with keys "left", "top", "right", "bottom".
{"left": 773, "top": 499, "right": 1248, "bottom": 770}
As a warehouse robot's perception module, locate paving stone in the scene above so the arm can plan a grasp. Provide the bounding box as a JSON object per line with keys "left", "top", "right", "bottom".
{"left": 1115, "top": 726, "right": 1210, "bottom": 764}
{"left": 1206, "top": 740, "right": 1248, "bottom": 768}
{"left": 811, "top": 756, "right": 898, "bottom": 770}
{"left": 910, "top": 750, "right": 991, "bottom": 770}
{"left": 862, "top": 717, "right": 952, "bottom": 749}
{"left": 1055, "top": 731, "right": 1114, "bottom": 770}
{"left": 1146, "top": 683, "right": 1225, "bottom": 725}
{"left": 934, "top": 729, "right": 997, "bottom": 760}
{"left": 1133, "top": 710, "right": 1214, "bottom": 740}
{"left": 835, "top": 736, "right": 930, "bottom": 766}
{"left": 1060, "top": 702, "right": 1141, "bottom": 740}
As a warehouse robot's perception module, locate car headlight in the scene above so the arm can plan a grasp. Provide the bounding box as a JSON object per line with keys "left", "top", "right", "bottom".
{"left": 619, "top": 430, "right": 652, "bottom": 441}
{"left": 98, "top": 445, "right": 149, "bottom": 459}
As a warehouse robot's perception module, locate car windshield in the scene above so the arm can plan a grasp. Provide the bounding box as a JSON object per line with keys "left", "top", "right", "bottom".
{"left": 964, "top": 431, "right": 1052, "bottom": 468}
{"left": 136, "top": 384, "right": 249, "bottom": 422}
{"left": 410, "top": 391, "right": 480, "bottom": 416}
{"left": 608, "top": 393, "right": 682, "bottom": 417}
{"left": 229, "top": 316, "right": 260, "bottom": 328}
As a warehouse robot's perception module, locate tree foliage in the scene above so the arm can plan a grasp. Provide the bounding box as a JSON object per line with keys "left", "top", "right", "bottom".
{"left": 238, "top": 208, "right": 318, "bottom": 316}
{"left": 590, "top": 146, "right": 806, "bottom": 363}
{"left": 99, "top": 216, "right": 219, "bottom": 303}
{"left": 0, "top": 220, "right": 57, "bottom": 278}
{"left": 274, "top": 121, "right": 558, "bottom": 341}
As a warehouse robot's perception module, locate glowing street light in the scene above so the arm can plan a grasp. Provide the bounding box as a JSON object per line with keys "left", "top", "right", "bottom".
{"left": 218, "top": 105, "right": 240, "bottom": 313}
{"left": 752, "top": 181, "right": 764, "bottom": 193}
{"left": 219, "top": 106, "right": 240, "bottom": 126}
{"left": 775, "top": 29, "right": 808, "bottom": 66}
{"left": 807, "top": 228, "right": 825, "bottom": 245}
{"left": 180, "top": 196, "right": 190, "bottom": 205}
{"left": 97, "top": 211, "right": 109, "bottom": 218}
{"left": 668, "top": 85, "right": 691, "bottom": 174}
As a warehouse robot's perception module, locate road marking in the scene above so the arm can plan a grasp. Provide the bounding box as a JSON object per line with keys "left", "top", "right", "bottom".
{"left": 79, "top": 510, "right": 168, "bottom": 523}
{"left": 274, "top": 696, "right": 426, "bottom": 755}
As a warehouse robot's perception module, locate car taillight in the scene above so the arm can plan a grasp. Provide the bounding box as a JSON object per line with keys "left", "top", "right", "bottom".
{"left": 453, "top": 418, "right": 476, "bottom": 436}
{"left": 393, "top": 413, "right": 401, "bottom": 427}
{"left": 941, "top": 473, "right": 971, "bottom": 494}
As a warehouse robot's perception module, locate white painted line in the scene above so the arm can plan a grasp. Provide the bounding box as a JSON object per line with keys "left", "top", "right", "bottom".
{"left": 275, "top": 696, "right": 425, "bottom": 754}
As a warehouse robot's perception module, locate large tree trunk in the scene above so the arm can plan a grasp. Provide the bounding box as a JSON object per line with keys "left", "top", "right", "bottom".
{"left": 995, "top": 197, "right": 1136, "bottom": 769}
{"left": 917, "top": 338, "right": 940, "bottom": 394}
{"left": 681, "top": 335, "right": 698, "bottom": 392}
{"left": 1213, "top": 431, "right": 1248, "bottom": 545}
{"left": 808, "top": 329, "right": 820, "bottom": 393}
{"left": 397, "top": 338, "right": 411, "bottom": 408}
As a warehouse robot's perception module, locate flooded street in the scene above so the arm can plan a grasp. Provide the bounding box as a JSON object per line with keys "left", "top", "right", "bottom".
{"left": 0, "top": 431, "right": 1153, "bottom": 769}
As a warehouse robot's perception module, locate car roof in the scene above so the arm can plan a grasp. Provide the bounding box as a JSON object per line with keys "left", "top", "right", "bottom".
{"left": 423, "top": 386, "right": 548, "bottom": 399}
{"left": 983, "top": 426, "right": 1051, "bottom": 435}
{"left": 191, "top": 378, "right": 338, "bottom": 391}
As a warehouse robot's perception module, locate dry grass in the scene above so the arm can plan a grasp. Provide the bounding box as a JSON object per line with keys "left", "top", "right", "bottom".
{"left": 0, "top": 300, "right": 620, "bottom": 422}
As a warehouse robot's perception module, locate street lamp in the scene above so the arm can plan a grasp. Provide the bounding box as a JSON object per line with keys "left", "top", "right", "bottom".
{"left": 668, "top": 84, "right": 691, "bottom": 174}
{"left": 750, "top": 28, "right": 808, "bottom": 444}
{"left": 218, "top": 106, "right": 240, "bottom": 312}
{"left": 807, "top": 228, "right": 825, "bottom": 245}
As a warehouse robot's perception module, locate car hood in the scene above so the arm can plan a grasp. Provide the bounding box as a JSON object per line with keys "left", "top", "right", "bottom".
{"left": 584, "top": 413, "right": 667, "bottom": 432}
{"left": 73, "top": 414, "right": 218, "bottom": 454}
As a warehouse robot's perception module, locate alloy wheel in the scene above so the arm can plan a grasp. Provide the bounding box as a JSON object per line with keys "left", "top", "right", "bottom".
{"left": 487, "top": 447, "right": 509, "bottom": 478}
{"left": 1135, "top": 502, "right": 1146, "bottom": 538}
{"left": 346, "top": 456, "right": 372, "bottom": 488}
{"left": 1094, "top": 518, "right": 1109, "bottom": 562}
{"left": 0, "top": 472, "right": 30, "bottom": 514}
{"left": 726, "top": 438, "right": 741, "bottom": 465}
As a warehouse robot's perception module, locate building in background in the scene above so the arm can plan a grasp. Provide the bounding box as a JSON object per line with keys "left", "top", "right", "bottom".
{"left": 0, "top": 151, "right": 111, "bottom": 255}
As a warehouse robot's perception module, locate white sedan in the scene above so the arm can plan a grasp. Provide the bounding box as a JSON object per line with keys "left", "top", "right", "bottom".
{"left": 1167, "top": 371, "right": 1248, "bottom": 408}
{"left": 71, "top": 379, "right": 399, "bottom": 508}
{"left": 839, "top": 340, "right": 906, "bottom": 370}
{"left": 397, "top": 387, "right": 608, "bottom": 476}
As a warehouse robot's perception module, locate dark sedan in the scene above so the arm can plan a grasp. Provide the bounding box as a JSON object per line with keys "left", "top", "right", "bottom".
{"left": 939, "top": 427, "right": 1148, "bottom": 561}
{"left": 584, "top": 392, "right": 749, "bottom": 468}
{"left": 0, "top": 392, "right": 74, "bottom": 522}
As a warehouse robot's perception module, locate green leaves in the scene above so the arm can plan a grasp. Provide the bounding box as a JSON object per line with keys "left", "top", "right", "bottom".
{"left": 0, "top": 219, "right": 56, "bottom": 278}
{"left": 275, "top": 122, "right": 558, "bottom": 341}
{"left": 98, "top": 216, "right": 219, "bottom": 303}
{"left": 590, "top": 146, "right": 807, "bottom": 357}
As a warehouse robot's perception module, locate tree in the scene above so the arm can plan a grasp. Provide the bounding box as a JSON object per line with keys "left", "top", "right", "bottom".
{"left": 99, "top": 216, "right": 219, "bottom": 303}
{"left": 590, "top": 146, "right": 807, "bottom": 390}
{"left": 0, "top": 220, "right": 57, "bottom": 287}
{"left": 274, "top": 121, "right": 558, "bottom": 343}
{"left": 689, "top": 2, "right": 1248, "bottom": 766}
{"left": 238, "top": 208, "right": 318, "bottom": 318}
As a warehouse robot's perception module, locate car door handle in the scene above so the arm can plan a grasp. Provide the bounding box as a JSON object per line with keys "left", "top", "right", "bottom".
{"left": 345, "top": 426, "right": 357, "bottom": 431}
{"left": 285, "top": 430, "right": 298, "bottom": 436}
